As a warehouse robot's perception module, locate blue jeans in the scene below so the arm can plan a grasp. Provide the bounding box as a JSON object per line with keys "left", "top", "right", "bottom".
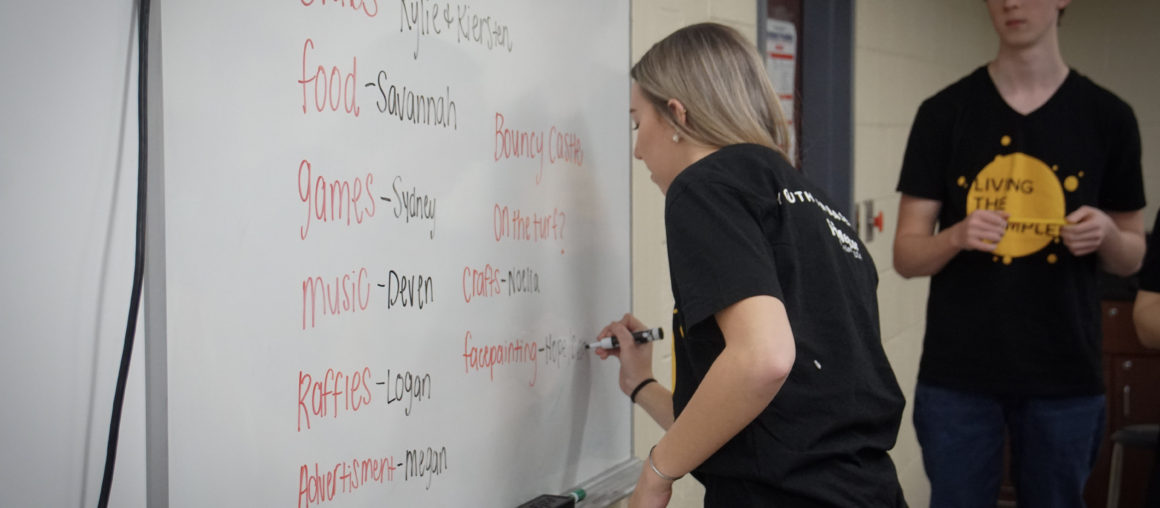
{"left": 913, "top": 382, "right": 1105, "bottom": 508}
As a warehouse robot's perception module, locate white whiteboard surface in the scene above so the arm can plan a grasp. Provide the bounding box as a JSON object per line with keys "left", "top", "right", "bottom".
{"left": 153, "top": 1, "right": 631, "bottom": 507}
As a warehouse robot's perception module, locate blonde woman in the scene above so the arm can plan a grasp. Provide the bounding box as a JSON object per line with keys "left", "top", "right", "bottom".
{"left": 594, "top": 23, "right": 906, "bottom": 507}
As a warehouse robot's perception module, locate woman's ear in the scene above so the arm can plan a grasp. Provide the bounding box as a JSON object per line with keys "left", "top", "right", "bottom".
{"left": 666, "top": 99, "right": 687, "bottom": 126}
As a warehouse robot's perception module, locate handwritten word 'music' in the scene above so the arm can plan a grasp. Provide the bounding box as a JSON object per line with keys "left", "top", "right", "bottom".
{"left": 301, "top": 268, "right": 437, "bottom": 330}
{"left": 298, "top": 447, "right": 447, "bottom": 508}
{"left": 400, "top": 1, "right": 513, "bottom": 60}
{"left": 494, "top": 112, "right": 584, "bottom": 184}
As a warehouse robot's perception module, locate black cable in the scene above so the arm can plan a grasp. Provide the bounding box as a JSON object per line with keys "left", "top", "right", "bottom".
{"left": 97, "top": 0, "right": 149, "bottom": 506}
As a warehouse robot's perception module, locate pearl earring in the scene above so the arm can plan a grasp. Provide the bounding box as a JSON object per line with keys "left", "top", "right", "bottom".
{"left": 672, "top": 133, "right": 680, "bottom": 143}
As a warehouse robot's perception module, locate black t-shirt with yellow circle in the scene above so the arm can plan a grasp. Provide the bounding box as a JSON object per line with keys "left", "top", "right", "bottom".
{"left": 897, "top": 66, "right": 1146, "bottom": 396}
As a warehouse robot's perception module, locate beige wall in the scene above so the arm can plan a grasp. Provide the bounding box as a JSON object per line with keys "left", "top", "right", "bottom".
{"left": 853, "top": 2, "right": 997, "bottom": 506}
{"left": 1061, "top": 0, "right": 1160, "bottom": 226}
{"left": 626, "top": 1, "right": 1160, "bottom": 507}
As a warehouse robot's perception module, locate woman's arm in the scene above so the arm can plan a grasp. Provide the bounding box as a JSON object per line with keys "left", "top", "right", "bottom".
{"left": 594, "top": 314, "right": 674, "bottom": 429}
{"left": 634, "top": 296, "right": 794, "bottom": 501}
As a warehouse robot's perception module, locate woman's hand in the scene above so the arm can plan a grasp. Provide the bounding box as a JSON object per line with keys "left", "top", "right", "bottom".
{"left": 594, "top": 313, "right": 655, "bottom": 397}
{"left": 628, "top": 461, "right": 673, "bottom": 508}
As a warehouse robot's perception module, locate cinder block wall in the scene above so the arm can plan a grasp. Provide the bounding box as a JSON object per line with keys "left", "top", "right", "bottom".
{"left": 853, "top": 3, "right": 996, "bottom": 506}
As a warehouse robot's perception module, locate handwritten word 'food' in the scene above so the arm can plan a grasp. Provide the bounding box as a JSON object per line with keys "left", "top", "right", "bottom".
{"left": 299, "top": 39, "right": 359, "bottom": 116}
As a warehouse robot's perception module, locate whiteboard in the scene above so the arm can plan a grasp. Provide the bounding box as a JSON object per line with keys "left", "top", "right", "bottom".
{"left": 151, "top": 1, "right": 631, "bottom": 506}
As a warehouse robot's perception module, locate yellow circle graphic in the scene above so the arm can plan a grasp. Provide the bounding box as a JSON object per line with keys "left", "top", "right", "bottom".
{"left": 1047, "top": 254, "right": 1058, "bottom": 264}
{"left": 967, "top": 153, "right": 1066, "bottom": 258}
{"left": 1064, "top": 175, "right": 1079, "bottom": 192}
{"left": 1001, "top": 135, "right": 1011, "bottom": 146}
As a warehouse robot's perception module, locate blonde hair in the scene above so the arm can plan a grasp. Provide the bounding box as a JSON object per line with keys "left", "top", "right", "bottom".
{"left": 631, "top": 23, "right": 790, "bottom": 157}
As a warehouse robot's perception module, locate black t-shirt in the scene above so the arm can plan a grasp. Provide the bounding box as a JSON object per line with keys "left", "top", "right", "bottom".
{"left": 1140, "top": 210, "right": 1160, "bottom": 293}
{"left": 897, "top": 66, "right": 1145, "bottom": 396}
{"left": 666, "top": 144, "right": 906, "bottom": 506}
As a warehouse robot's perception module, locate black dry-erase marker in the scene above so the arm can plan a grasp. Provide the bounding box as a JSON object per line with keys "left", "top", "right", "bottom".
{"left": 585, "top": 327, "right": 664, "bottom": 349}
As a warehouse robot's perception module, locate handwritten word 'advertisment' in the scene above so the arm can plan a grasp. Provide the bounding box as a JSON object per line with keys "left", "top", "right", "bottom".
{"left": 300, "top": 0, "right": 378, "bottom": 18}
{"left": 302, "top": 267, "right": 372, "bottom": 329}
{"left": 494, "top": 113, "right": 584, "bottom": 184}
{"left": 400, "top": 1, "right": 513, "bottom": 59}
{"left": 298, "top": 160, "right": 376, "bottom": 240}
{"left": 462, "top": 330, "right": 538, "bottom": 386}
{"left": 299, "top": 39, "right": 360, "bottom": 116}
{"left": 297, "top": 446, "right": 448, "bottom": 507}
{"left": 367, "top": 71, "right": 457, "bottom": 130}
{"left": 299, "top": 456, "right": 395, "bottom": 508}
{"left": 298, "top": 367, "right": 373, "bottom": 432}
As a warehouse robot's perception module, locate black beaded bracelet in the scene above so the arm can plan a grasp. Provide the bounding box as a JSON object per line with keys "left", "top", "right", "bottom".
{"left": 629, "top": 378, "right": 657, "bottom": 403}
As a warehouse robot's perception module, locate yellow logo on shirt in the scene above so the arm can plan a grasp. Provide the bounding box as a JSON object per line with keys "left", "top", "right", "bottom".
{"left": 960, "top": 135, "right": 1083, "bottom": 265}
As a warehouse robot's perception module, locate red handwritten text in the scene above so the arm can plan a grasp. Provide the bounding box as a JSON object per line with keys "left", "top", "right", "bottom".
{"left": 299, "top": 39, "right": 360, "bottom": 116}
{"left": 494, "top": 112, "right": 544, "bottom": 182}
{"left": 493, "top": 204, "right": 565, "bottom": 242}
{"left": 298, "top": 456, "right": 394, "bottom": 508}
{"left": 461, "top": 264, "right": 501, "bottom": 303}
{"left": 548, "top": 126, "right": 583, "bottom": 166}
{"left": 462, "top": 330, "right": 538, "bottom": 386}
{"left": 298, "top": 160, "right": 376, "bottom": 240}
{"left": 300, "top": 0, "right": 379, "bottom": 19}
{"left": 302, "top": 267, "right": 371, "bottom": 329}
{"left": 298, "top": 367, "right": 373, "bottom": 431}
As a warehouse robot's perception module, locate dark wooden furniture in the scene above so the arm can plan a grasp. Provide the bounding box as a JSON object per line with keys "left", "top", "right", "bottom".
{"left": 1085, "top": 300, "right": 1160, "bottom": 507}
